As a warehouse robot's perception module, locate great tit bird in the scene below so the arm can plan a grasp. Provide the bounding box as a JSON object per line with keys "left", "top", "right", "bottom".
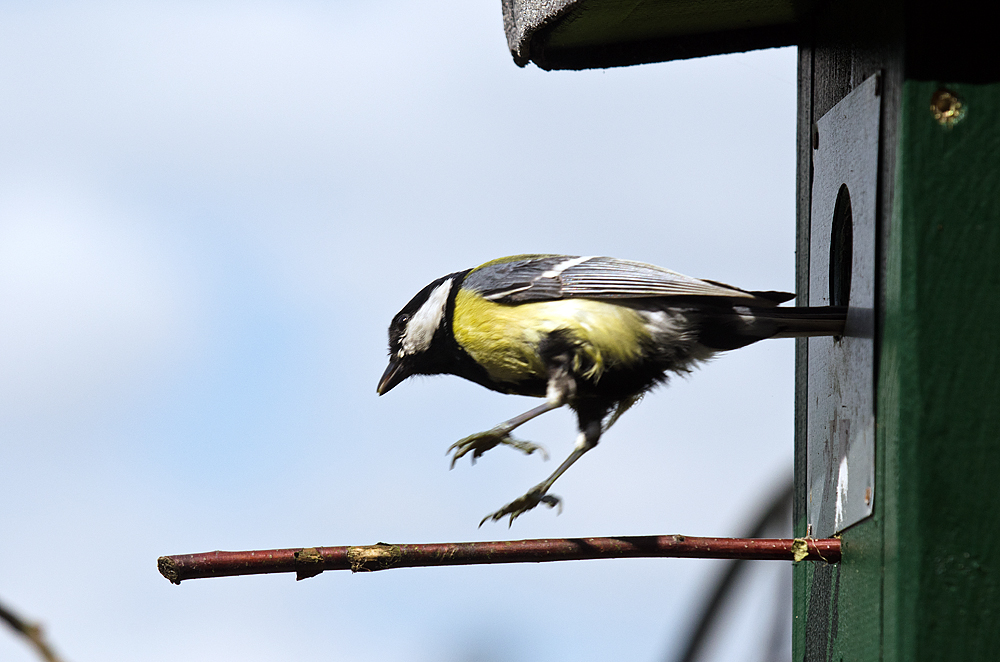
{"left": 378, "top": 254, "right": 846, "bottom": 525}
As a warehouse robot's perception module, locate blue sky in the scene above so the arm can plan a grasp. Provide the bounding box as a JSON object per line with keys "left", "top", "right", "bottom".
{"left": 1, "top": 3, "right": 799, "bottom": 660}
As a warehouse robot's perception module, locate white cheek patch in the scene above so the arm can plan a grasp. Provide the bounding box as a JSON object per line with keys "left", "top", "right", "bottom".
{"left": 401, "top": 278, "right": 454, "bottom": 355}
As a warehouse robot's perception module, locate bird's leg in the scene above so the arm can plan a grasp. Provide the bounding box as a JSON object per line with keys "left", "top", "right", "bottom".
{"left": 480, "top": 417, "right": 602, "bottom": 526}
{"left": 448, "top": 400, "right": 561, "bottom": 467}
{"left": 448, "top": 361, "right": 575, "bottom": 468}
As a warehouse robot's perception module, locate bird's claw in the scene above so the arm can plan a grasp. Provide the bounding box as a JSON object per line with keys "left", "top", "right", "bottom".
{"left": 448, "top": 430, "right": 548, "bottom": 468}
{"left": 479, "top": 487, "right": 562, "bottom": 527}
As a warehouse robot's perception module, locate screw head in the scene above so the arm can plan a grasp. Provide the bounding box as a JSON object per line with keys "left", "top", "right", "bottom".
{"left": 930, "top": 89, "right": 965, "bottom": 128}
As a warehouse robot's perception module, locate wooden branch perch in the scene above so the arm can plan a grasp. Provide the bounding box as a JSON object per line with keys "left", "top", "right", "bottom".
{"left": 158, "top": 535, "right": 840, "bottom": 584}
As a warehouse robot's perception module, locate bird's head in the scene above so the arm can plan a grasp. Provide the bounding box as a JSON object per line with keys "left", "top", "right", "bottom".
{"left": 377, "top": 272, "right": 463, "bottom": 395}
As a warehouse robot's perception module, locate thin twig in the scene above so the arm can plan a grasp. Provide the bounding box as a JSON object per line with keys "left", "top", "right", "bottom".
{"left": 0, "top": 598, "right": 66, "bottom": 662}
{"left": 158, "top": 535, "right": 840, "bottom": 584}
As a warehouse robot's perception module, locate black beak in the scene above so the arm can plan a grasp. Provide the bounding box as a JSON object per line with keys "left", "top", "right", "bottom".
{"left": 377, "top": 357, "right": 409, "bottom": 395}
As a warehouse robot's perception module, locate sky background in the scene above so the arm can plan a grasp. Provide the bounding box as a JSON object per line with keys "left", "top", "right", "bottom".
{"left": 1, "top": 2, "right": 799, "bottom": 660}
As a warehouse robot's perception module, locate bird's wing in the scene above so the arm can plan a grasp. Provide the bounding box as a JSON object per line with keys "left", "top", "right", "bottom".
{"left": 462, "top": 255, "right": 787, "bottom": 305}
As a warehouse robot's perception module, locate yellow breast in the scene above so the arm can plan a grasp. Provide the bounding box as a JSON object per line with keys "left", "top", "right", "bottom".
{"left": 452, "top": 289, "right": 651, "bottom": 385}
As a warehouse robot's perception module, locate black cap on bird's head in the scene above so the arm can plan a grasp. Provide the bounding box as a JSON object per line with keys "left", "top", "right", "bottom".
{"left": 377, "top": 272, "right": 464, "bottom": 395}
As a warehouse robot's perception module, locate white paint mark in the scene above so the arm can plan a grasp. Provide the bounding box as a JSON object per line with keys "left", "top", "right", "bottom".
{"left": 834, "top": 455, "right": 849, "bottom": 529}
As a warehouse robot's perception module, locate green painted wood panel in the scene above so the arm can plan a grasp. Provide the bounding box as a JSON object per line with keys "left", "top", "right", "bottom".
{"left": 880, "top": 79, "right": 1000, "bottom": 661}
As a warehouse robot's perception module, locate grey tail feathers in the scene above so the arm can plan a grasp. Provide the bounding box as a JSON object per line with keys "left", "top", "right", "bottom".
{"left": 700, "top": 305, "right": 848, "bottom": 351}
{"left": 762, "top": 306, "right": 848, "bottom": 338}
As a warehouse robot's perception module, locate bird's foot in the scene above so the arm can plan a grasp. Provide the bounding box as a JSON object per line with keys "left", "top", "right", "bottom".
{"left": 448, "top": 430, "right": 548, "bottom": 468}
{"left": 479, "top": 486, "right": 562, "bottom": 527}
